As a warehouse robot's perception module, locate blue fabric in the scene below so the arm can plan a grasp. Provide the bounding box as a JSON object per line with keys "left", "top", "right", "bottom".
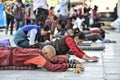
{"left": 21, "top": 25, "right": 40, "bottom": 32}
{"left": 21, "top": 25, "right": 41, "bottom": 42}
{"left": 13, "top": 29, "right": 29, "bottom": 47}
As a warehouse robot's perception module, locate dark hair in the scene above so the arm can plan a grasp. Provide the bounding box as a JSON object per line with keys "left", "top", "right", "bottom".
{"left": 73, "top": 28, "right": 80, "bottom": 34}
{"left": 42, "top": 25, "right": 50, "bottom": 31}
{"left": 71, "top": 16, "right": 77, "bottom": 20}
{"left": 58, "top": 19, "right": 67, "bottom": 29}
{"left": 16, "top": 0, "right": 22, "bottom": 2}
{"left": 74, "top": 31, "right": 85, "bottom": 40}
{"left": 50, "top": 6, "right": 54, "bottom": 10}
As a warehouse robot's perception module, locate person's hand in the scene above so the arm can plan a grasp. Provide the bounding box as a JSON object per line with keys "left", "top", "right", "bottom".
{"left": 87, "top": 56, "right": 99, "bottom": 62}
{"left": 82, "top": 55, "right": 99, "bottom": 62}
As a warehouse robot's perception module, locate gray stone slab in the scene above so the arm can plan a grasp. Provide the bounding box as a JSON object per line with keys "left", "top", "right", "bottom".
{"left": 105, "top": 74, "right": 120, "bottom": 80}
{"left": 104, "top": 63, "right": 120, "bottom": 74}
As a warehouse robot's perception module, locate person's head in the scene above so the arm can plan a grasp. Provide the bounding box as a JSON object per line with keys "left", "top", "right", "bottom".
{"left": 41, "top": 25, "right": 50, "bottom": 36}
{"left": 74, "top": 32, "right": 85, "bottom": 45}
{"left": 66, "top": 27, "right": 73, "bottom": 36}
{"left": 71, "top": 16, "right": 77, "bottom": 24}
{"left": 94, "top": 5, "right": 98, "bottom": 11}
{"left": 50, "top": 6, "right": 54, "bottom": 10}
{"left": 57, "top": 19, "right": 67, "bottom": 30}
{"left": 42, "top": 45, "right": 56, "bottom": 60}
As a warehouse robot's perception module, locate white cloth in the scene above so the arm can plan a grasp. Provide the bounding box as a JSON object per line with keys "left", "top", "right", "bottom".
{"left": 73, "top": 17, "right": 85, "bottom": 31}
{"left": 118, "top": 0, "right": 120, "bottom": 17}
{"left": 27, "top": 29, "right": 37, "bottom": 45}
{"left": 59, "top": 0, "right": 69, "bottom": 16}
{"left": 32, "top": 0, "right": 47, "bottom": 11}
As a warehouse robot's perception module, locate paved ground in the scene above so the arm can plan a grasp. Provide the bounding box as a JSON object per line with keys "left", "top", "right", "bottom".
{"left": 0, "top": 29, "right": 120, "bottom": 80}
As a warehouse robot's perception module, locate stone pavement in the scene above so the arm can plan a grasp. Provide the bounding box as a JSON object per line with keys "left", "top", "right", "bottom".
{"left": 0, "top": 29, "right": 120, "bottom": 80}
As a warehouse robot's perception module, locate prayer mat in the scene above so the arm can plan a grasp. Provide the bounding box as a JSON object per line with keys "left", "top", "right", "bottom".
{"left": 0, "top": 65, "right": 37, "bottom": 70}
{"left": 79, "top": 46, "right": 105, "bottom": 51}
{"left": 79, "top": 41, "right": 92, "bottom": 46}
{"left": 102, "top": 40, "right": 116, "bottom": 43}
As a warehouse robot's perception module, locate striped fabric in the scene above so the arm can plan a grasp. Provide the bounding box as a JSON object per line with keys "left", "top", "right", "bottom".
{"left": 0, "top": 65, "right": 37, "bottom": 70}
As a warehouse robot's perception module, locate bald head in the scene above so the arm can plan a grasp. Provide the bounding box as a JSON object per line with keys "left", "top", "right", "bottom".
{"left": 42, "top": 45, "right": 56, "bottom": 60}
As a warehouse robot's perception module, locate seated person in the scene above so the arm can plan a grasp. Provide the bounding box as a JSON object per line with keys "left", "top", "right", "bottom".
{"left": 54, "top": 19, "right": 67, "bottom": 38}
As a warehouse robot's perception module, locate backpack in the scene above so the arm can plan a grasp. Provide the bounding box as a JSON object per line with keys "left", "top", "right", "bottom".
{"left": 0, "top": 39, "right": 11, "bottom": 47}
{"left": 14, "top": 5, "right": 24, "bottom": 20}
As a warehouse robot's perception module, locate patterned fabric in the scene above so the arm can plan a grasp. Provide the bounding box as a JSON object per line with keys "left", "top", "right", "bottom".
{"left": 0, "top": 65, "right": 36, "bottom": 70}
{"left": 79, "top": 46, "right": 105, "bottom": 50}
{"left": 3, "top": 1, "right": 15, "bottom": 16}
{"left": 45, "top": 19, "right": 57, "bottom": 34}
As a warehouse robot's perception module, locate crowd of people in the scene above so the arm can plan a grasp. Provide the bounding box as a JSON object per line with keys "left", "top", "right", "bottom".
{"left": 1, "top": 0, "right": 107, "bottom": 72}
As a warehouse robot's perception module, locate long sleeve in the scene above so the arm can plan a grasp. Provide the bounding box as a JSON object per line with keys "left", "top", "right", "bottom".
{"left": 65, "top": 37, "right": 85, "bottom": 58}
{"left": 44, "top": 56, "right": 68, "bottom": 72}
{"left": 50, "top": 56, "right": 68, "bottom": 64}
{"left": 29, "top": 29, "right": 37, "bottom": 45}
{"left": 44, "top": 61, "right": 68, "bottom": 72}
{"left": 24, "top": 56, "right": 68, "bottom": 72}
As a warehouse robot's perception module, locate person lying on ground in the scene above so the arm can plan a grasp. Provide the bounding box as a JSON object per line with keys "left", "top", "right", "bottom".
{"left": 0, "top": 45, "right": 82, "bottom": 72}
{"left": 30, "top": 32, "right": 99, "bottom": 62}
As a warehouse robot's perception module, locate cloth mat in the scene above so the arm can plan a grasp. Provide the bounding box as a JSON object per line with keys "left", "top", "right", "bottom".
{"left": 0, "top": 65, "right": 37, "bottom": 70}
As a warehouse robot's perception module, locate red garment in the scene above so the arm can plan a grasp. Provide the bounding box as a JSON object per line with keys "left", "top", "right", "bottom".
{"left": 90, "top": 29, "right": 100, "bottom": 34}
{"left": 0, "top": 47, "right": 10, "bottom": 66}
{"left": 65, "top": 37, "right": 85, "bottom": 58}
{"left": 44, "top": 56, "right": 68, "bottom": 72}
{"left": 12, "top": 47, "right": 42, "bottom": 66}
{"left": 92, "top": 10, "right": 97, "bottom": 20}
{"left": 0, "top": 47, "right": 68, "bottom": 72}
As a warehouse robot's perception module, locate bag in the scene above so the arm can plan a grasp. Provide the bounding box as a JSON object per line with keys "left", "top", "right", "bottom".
{"left": 14, "top": 5, "right": 24, "bottom": 20}
{"left": 0, "top": 39, "right": 10, "bottom": 47}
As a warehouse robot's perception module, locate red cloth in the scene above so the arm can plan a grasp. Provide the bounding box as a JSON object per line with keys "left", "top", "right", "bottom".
{"left": 65, "top": 37, "right": 85, "bottom": 58}
{"left": 12, "top": 47, "right": 42, "bottom": 66}
{"left": 44, "top": 56, "right": 68, "bottom": 72}
{"left": 0, "top": 47, "right": 68, "bottom": 72}
{"left": 0, "top": 47, "right": 10, "bottom": 66}
{"left": 90, "top": 29, "right": 100, "bottom": 34}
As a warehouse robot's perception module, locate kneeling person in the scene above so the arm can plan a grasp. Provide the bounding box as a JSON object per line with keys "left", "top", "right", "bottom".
{"left": 13, "top": 25, "right": 49, "bottom": 48}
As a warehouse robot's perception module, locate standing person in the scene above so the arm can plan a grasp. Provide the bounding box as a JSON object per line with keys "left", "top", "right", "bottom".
{"left": 113, "top": 3, "right": 118, "bottom": 20}
{"left": 13, "top": 24, "right": 50, "bottom": 48}
{"left": 29, "top": 4, "right": 35, "bottom": 25}
{"left": 13, "top": 0, "right": 25, "bottom": 30}
{"left": 3, "top": 0, "right": 15, "bottom": 35}
{"left": 59, "top": 0, "right": 70, "bottom": 18}
{"left": 32, "top": 0, "right": 49, "bottom": 26}
{"left": 38, "top": 32, "right": 99, "bottom": 62}
{"left": 24, "top": 4, "right": 31, "bottom": 25}
{"left": 92, "top": 5, "right": 98, "bottom": 24}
